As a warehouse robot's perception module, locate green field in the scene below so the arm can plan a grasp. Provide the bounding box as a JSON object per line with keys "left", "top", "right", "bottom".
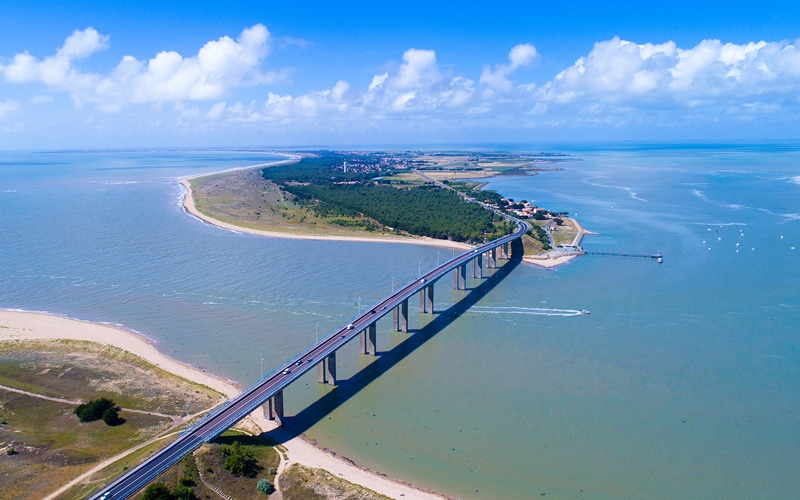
{"left": 0, "top": 340, "right": 224, "bottom": 500}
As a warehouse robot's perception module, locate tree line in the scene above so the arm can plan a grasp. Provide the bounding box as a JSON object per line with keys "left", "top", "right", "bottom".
{"left": 262, "top": 155, "right": 505, "bottom": 243}
{"left": 285, "top": 183, "right": 499, "bottom": 242}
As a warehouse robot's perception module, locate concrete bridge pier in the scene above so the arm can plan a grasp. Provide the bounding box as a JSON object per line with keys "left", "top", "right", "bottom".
{"left": 471, "top": 258, "right": 477, "bottom": 278}
{"left": 360, "top": 323, "right": 377, "bottom": 355}
{"left": 490, "top": 248, "right": 497, "bottom": 268}
{"left": 317, "top": 352, "right": 336, "bottom": 385}
{"left": 265, "top": 390, "right": 284, "bottom": 422}
{"left": 477, "top": 253, "right": 484, "bottom": 278}
{"left": 459, "top": 264, "right": 467, "bottom": 289}
{"left": 393, "top": 299, "right": 409, "bottom": 332}
{"left": 502, "top": 242, "right": 509, "bottom": 260}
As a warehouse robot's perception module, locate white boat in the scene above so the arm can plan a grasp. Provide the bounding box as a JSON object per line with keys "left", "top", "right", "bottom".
{"left": 579, "top": 309, "right": 590, "bottom": 315}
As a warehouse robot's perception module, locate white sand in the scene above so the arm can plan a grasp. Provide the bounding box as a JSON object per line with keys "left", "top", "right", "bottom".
{"left": 523, "top": 254, "right": 578, "bottom": 268}
{"left": 0, "top": 309, "right": 446, "bottom": 499}
{"left": 178, "top": 172, "right": 472, "bottom": 252}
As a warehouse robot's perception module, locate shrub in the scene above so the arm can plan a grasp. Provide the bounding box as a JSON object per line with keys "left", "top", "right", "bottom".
{"left": 257, "top": 478, "right": 274, "bottom": 495}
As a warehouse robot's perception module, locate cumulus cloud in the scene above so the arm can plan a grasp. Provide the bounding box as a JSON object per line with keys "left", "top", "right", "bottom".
{"left": 361, "top": 48, "right": 475, "bottom": 112}
{"left": 186, "top": 37, "right": 800, "bottom": 134}
{"left": 1, "top": 28, "right": 108, "bottom": 92}
{"left": 4, "top": 29, "right": 800, "bottom": 137}
{"left": 1, "top": 25, "right": 278, "bottom": 111}
{"left": 480, "top": 43, "right": 538, "bottom": 96}
{"left": 538, "top": 36, "right": 800, "bottom": 109}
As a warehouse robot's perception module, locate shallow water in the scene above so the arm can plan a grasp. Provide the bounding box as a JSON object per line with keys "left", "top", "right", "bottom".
{"left": 1, "top": 144, "right": 799, "bottom": 498}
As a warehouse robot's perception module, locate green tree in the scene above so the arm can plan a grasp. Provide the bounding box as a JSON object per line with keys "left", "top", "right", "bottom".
{"left": 101, "top": 406, "right": 121, "bottom": 426}
{"left": 141, "top": 483, "right": 174, "bottom": 500}
{"left": 222, "top": 440, "right": 257, "bottom": 477}
{"left": 225, "top": 452, "right": 246, "bottom": 476}
{"left": 174, "top": 484, "right": 197, "bottom": 500}
{"left": 74, "top": 398, "right": 117, "bottom": 423}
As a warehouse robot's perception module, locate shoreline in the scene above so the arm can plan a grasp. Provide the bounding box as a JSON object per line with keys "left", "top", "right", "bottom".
{"left": 179, "top": 165, "right": 473, "bottom": 252}
{"left": 0, "top": 309, "right": 447, "bottom": 500}
{"left": 178, "top": 161, "right": 591, "bottom": 259}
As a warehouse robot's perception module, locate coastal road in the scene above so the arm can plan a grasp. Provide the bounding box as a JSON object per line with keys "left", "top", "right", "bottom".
{"left": 89, "top": 219, "right": 529, "bottom": 500}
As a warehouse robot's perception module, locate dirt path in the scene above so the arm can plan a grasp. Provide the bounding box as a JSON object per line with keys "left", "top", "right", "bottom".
{"left": 0, "top": 383, "right": 181, "bottom": 423}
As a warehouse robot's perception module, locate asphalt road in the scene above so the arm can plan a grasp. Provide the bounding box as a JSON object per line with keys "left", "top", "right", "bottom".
{"left": 89, "top": 220, "right": 528, "bottom": 500}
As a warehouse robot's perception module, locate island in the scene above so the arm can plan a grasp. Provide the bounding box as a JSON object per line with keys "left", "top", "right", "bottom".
{"left": 182, "top": 150, "right": 589, "bottom": 268}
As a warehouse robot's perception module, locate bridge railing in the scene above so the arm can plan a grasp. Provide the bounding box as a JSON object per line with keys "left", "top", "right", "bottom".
{"left": 186, "top": 219, "right": 528, "bottom": 438}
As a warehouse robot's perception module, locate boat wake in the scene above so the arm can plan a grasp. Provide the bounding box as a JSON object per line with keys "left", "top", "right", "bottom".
{"left": 467, "top": 306, "right": 589, "bottom": 317}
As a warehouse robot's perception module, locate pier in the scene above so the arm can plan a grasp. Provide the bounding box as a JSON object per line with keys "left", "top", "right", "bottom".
{"left": 585, "top": 250, "right": 663, "bottom": 263}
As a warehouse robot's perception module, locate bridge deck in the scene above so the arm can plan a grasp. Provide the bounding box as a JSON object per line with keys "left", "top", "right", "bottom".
{"left": 90, "top": 220, "right": 529, "bottom": 500}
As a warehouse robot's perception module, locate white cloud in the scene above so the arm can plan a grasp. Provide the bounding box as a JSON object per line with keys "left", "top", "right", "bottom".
{"left": 538, "top": 36, "right": 800, "bottom": 109}
{"left": 4, "top": 29, "right": 800, "bottom": 141}
{"left": 360, "top": 48, "right": 476, "bottom": 113}
{"left": 188, "top": 37, "right": 800, "bottom": 136}
{"left": 390, "top": 49, "right": 441, "bottom": 91}
{"left": 1, "top": 25, "right": 278, "bottom": 111}
{"left": 31, "top": 95, "right": 53, "bottom": 104}
{"left": 480, "top": 43, "right": 538, "bottom": 95}
{"left": 0, "top": 100, "right": 20, "bottom": 119}
{"left": 1, "top": 28, "right": 108, "bottom": 88}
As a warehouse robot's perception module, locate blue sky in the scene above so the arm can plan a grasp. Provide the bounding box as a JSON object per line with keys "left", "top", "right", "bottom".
{"left": 1, "top": 1, "right": 799, "bottom": 149}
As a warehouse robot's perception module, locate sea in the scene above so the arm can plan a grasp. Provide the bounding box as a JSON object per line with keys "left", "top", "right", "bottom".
{"left": 1, "top": 143, "right": 798, "bottom": 499}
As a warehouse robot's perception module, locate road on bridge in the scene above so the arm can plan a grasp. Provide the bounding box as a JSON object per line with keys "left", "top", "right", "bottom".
{"left": 90, "top": 220, "right": 529, "bottom": 500}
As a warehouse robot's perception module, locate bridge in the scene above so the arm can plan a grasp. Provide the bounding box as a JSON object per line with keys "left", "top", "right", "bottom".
{"left": 90, "top": 219, "right": 530, "bottom": 500}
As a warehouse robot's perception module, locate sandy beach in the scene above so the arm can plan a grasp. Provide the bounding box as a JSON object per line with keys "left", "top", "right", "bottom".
{"left": 179, "top": 170, "right": 472, "bottom": 252}
{"left": 0, "top": 309, "right": 447, "bottom": 499}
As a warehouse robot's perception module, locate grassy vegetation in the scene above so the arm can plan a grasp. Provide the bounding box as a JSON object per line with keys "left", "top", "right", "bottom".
{"left": 548, "top": 217, "right": 582, "bottom": 247}
{"left": 0, "top": 339, "right": 224, "bottom": 500}
{"left": 66, "top": 435, "right": 180, "bottom": 499}
{"left": 0, "top": 389, "right": 172, "bottom": 499}
{"left": 0, "top": 339, "right": 223, "bottom": 415}
{"left": 189, "top": 169, "right": 403, "bottom": 239}
{"left": 279, "top": 463, "right": 392, "bottom": 500}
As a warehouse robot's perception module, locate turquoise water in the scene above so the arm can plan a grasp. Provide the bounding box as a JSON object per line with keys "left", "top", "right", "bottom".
{"left": 1, "top": 145, "right": 799, "bottom": 499}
